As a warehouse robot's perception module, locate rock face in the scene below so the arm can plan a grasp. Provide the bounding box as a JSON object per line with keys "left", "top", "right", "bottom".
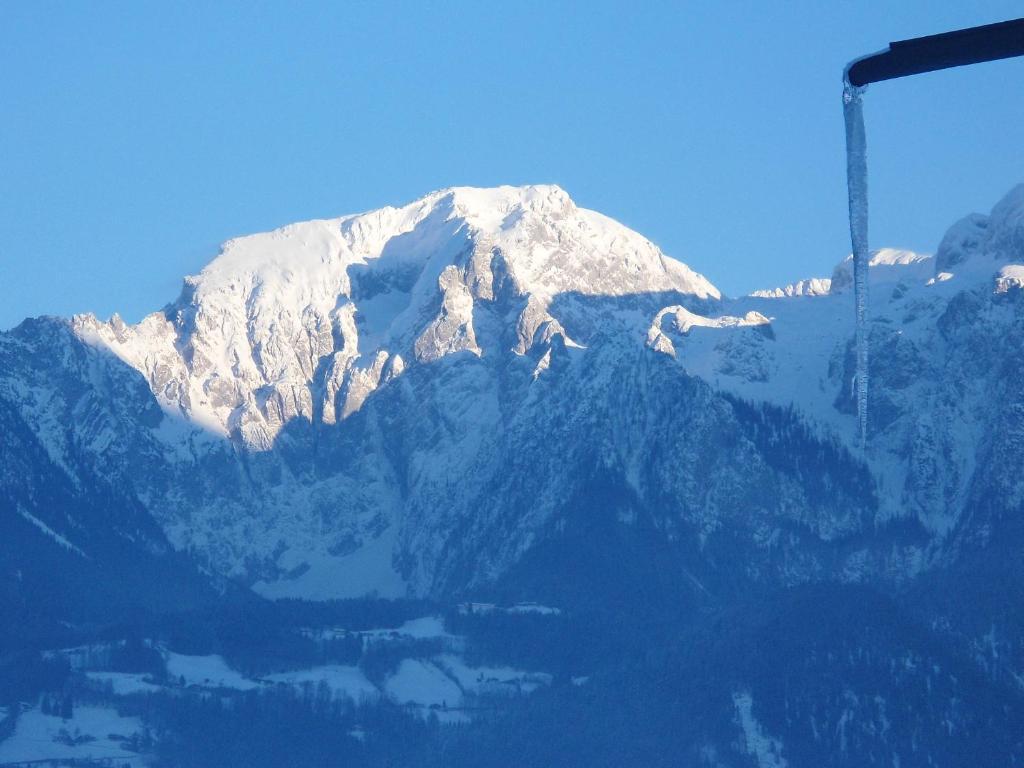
{"left": 1, "top": 183, "right": 1023, "bottom": 617}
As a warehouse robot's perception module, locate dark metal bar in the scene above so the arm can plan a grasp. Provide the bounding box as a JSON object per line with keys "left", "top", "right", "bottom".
{"left": 847, "top": 17, "right": 1024, "bottom": 87}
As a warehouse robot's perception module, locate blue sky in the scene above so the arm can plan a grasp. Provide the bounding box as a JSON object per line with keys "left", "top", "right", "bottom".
{"left": 2, "top": 1, "right": 1023, "bottom": 329}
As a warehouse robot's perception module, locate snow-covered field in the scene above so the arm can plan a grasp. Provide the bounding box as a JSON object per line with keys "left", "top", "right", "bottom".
{"left": 0, "top": 705, "right": 144, "bottom": 765}
{"left": 384, "top": 659, "right": 462, "bottom": 708}
{"left": 87, "top": 671, "right": 164, "bottom": 695}
{"left": 165, "top": 652, "right": 258, "bottom": 690}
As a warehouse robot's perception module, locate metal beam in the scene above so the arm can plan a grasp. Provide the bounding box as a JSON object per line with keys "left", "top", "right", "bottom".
{"left": 847, "top": 17, "right": 1024, "bottom": 87}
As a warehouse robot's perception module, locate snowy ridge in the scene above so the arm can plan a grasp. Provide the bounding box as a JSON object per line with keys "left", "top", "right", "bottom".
{"left": 750, "top": 277, "right": 831, "bottom": 298}
{"left": 646, "top": 305, "right": 771, "bottom": 358}
{"left": 828, "top": 248, "right": 934, "bottom": 294}
{"left": 657, "top": 184, "right": 1024, "bottom": 539}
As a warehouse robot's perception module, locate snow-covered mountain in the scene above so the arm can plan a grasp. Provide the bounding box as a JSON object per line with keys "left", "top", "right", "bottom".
{"left": 5, "top": 184, "right": 737, "bottom": 600}
{"left": 2, "top": 184, "right": 1023, "bottom": 623}
{"left": 77, "top": 185, "right": 716, "bottom": 445}
{"left": 670, "top": 190, "right": 1024, "bottom": 538}
{"left": 5, "top": 181, "right": 1024, "bottom": 767}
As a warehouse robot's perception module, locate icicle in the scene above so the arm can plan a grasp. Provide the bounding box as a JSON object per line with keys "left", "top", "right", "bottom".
{"left": 843, "top": 80, "right": 869, "bottom": 448}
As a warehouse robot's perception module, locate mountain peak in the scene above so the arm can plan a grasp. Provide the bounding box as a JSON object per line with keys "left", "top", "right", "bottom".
{"left": 74, "top": 185, "right": 719, "bottom": 448}
{"left": 191, "top": 183, "right": 718, "bottom": 303}
{"left": 435, "top": 183, "right": 575, "bottom": 220}
{"left": 828, "top": 248, "right": 933, "bottom": 293}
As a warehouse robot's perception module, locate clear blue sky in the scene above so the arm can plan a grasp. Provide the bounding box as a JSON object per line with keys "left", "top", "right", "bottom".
{"left": 2, "top": 1, "right": 1023, "bottom": 329}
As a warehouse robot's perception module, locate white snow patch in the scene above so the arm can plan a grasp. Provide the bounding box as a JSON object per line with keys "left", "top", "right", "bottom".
{"left": 647, "top": 306, "right": 770, "bottom": 357}
{"left": 164, "top": 652, "right": 257, "bottom": 690}
{"left": 830, "top": 249, "right": 933, "bottom": 293}
{"left": 86, "top": 671, "right": 163, "bottom": 695}
{"left": 393, "top": 616, "right": 449, "bottom": 639}
{"left": 15, "top": 506, "right": 86, "bottom": 558}
{"left": 384, "top": 659, "right": 462, "bottom": 708}
{"left": 733, "top": 691, "right": 788, "bottom": 768}
{"left": 0, "top": 705, "right": 144, "bottom": 764}
{"left": 253, "top": 527, "right": 407, "bottom": 600}
{"left": 926, "top": 272, "right": 954, "bottom": 286}
{"left": 995, "top": 264, "right": 1024, "bottom": 293}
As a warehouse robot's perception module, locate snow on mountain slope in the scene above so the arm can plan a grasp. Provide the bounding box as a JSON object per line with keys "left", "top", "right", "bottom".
{"left": 2, "top": 182, "right": 1022, "bottom": 603}
{"left": 828, "top": 248, "right": 935, "bottom": 293}
{"left": 15, "top": 185, "right": 724, "bottom": 598}
{"left": 655, "top": 185, "right": 1024, "bottom": 542}
{"left": 74, "top": 184, "right": 717, "bottom": 449}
